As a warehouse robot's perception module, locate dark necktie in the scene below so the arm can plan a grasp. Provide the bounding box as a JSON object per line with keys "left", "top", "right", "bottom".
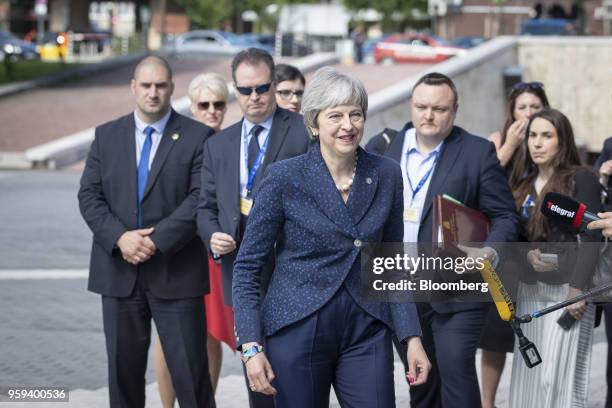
{"left": 247, "top": 125, "right": 264, "bottom": 171}
{"left": 137, "top": 126, "right": 154, "bottom": 227}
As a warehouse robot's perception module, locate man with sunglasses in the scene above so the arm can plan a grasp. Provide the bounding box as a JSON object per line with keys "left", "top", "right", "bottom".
{"left": 196, "top": 48, "right": 309, "bottom": 408}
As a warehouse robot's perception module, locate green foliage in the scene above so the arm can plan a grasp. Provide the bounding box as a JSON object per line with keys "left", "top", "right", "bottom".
{"left": 175, "top": 0, "right": 319, "bottom": 32}
{"left": 174, "top": 0, "right": 231, "bottom": 29}
{"left": 0, "top": 59, "right": 82, "bottom": 84}
{"left": 343, "top": 0, "right": 428, "bottom": 31}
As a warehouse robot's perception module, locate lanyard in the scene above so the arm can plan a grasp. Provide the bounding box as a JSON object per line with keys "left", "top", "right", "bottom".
{"left": 406, "top": 150, "right": 439, "bottom": 201}
{"left": 522, "top": 193, "right": 535, "bottom": 218}
{"left": 242, "top": 128, "right": 270, "bottom": 197}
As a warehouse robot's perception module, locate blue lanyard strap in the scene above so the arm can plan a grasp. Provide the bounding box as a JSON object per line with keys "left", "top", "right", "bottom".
{"left": 406, "top": 150, "right": 439, "bottom": 201}
{"left": 522, "top": 193, "right": 535, "bottom": 219}
{"left": 243, "top": 129, "right": 270, "bottom": 197}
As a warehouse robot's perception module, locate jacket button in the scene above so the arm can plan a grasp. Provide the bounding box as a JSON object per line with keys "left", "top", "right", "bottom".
{"left": 366, "top": 177, "right": 372, "bottom": 184}
{"left": 354, "top": 239, "right": 362, "bottom": 248}
{"left": 233, "top": 216, "right": 239, "bottom": 221}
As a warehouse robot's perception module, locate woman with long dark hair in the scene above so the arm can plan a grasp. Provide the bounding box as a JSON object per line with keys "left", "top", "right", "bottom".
{"left": 480, "top": 81, "right": 550, "bottom": 408}
{"left": 508, "top": 108, "right": 602, "bottom": 407}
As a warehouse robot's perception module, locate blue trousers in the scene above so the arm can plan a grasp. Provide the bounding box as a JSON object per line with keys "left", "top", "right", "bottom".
{"left": 266, "top": 286, "right": 395, "bottom": 408}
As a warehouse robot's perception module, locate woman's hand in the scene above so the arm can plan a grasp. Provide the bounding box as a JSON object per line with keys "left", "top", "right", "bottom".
{"left": 405, "top": 336, "right": 431, "bottom": 386}
{"left": 527, "top": 249, "right": 557, "bottom": 272}
{"left": 565, "top": 287, "right": 587, "bottom": 320}
{"left": 245, "top": 352, "right": 277, "bottom": 396}
{"left": 505, "top": 118, "right": 529, "bottom": 148}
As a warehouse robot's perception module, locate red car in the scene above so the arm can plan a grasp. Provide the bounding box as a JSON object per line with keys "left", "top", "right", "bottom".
{"left": 374, "top": 33, "right": 466, "bottom": 64}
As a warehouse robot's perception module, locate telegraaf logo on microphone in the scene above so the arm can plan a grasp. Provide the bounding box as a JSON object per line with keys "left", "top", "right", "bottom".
{"left": 546, "top": 201, "right": 575, "bottom": 218}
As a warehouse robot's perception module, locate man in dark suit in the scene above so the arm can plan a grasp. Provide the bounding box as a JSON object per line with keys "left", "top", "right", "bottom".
{"left": 366, "top": 72, "right": 519, "bottom": 408}
{"left": 196, "top": 48, "right": 310, "bottom": 408}
{"left": 78, "top": 56, "right": 215, "bottom": 408}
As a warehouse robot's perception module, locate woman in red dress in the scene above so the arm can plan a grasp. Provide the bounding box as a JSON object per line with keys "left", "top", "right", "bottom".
{"left": 153, "top": 72, "right": 234, "bottom": 407}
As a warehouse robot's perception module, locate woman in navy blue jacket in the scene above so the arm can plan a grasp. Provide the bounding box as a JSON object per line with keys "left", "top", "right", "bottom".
{"left": 232, "top": 67, "right": 430, "bottom": 407}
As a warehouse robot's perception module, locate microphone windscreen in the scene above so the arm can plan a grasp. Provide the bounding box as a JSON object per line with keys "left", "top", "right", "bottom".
{"left": 540, "top": 192, "right": 585, "bottom": 230}
{"left": 479, "top": 260, "right": 514, "bottom": 321}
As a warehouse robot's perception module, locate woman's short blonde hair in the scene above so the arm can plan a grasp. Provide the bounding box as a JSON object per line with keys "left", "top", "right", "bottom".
{"left": 188, "top": 72, "right": 229, "bottom": 102}
{"left": 301, "top": 67, "right": 368, "bottom": 137}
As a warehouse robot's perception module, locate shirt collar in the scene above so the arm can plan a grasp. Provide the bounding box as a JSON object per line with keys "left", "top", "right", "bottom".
{"left": 243, "top": 110, "right": 275, "bottom": 136}
{"left": 134, "top": 108, "right": 172, "bottom": 136}
{"left": 406, "top": 127, "right": 443, "bottom": 157}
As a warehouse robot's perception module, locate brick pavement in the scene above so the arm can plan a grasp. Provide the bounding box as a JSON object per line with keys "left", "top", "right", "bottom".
{"left": 0, "top": 56, "right": 233, "bottom": 152}
{"left": 0, "top": 59, "right": 430, "bottom": 154}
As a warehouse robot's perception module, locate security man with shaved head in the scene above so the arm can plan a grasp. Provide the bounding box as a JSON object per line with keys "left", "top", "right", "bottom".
{"left": 78, "top": 55, "right": 216, "bottom": 407}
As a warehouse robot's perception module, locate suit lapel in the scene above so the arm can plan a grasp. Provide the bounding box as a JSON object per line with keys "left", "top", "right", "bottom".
{"left": 385, "top": 122, "right": 410, "bottom": 162}
{"left": 347, "top": 148, "right": 379, "bottom": 225}
{"left": 420, "top": 128, "right": 463, "bottom": 222}
{"left": 302, "top": 144, "right": 358, "bottom": 236}
{"left": 142, "top": 110, "right": 181, "bottom": 201}
{"left": 226, "top": 121, "right": 242, "bottom": 218}
{"left": 122, "top": 115, "right": 138, "bottom": 205}
{"left": 254, "top": 109, "right": 289, "bottom": 188}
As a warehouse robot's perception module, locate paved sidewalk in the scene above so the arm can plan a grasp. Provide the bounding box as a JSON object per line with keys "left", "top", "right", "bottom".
{"left": 0, "top": 341, "right": 607, "bottom": 407}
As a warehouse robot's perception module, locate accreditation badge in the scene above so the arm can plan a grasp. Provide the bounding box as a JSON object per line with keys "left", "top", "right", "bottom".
{"left": 403, "top": 207, "right": 420, "bottom": 223}
{"left": 240, "top": 197, "right": 253, "bottom": 216}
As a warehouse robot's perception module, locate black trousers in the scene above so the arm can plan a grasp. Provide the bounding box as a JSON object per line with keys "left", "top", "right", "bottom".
{"left": 102, "top": 281, "right": 215, "bottom": 408}
{"left": 403, "top": 303, "right": 487, "bottom": 408}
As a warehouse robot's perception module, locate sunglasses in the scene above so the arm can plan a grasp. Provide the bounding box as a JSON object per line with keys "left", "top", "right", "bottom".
{"left": 511, "top": 81, "right": 544, "bottom": 92}
{"left": 197, "top": 101, "right": 226, "bottom": 111}
{"left": 276, "top": 89, "right": 304, "bottom": 100}
{"left": 235, "top": 83, "right": 272, "bottom": 96}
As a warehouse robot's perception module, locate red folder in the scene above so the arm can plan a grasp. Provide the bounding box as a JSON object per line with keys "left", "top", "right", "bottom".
{"left": 433, "top": 194, "right": 490, "bottom": 255}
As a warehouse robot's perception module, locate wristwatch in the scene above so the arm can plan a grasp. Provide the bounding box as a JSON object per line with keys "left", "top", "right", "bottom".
{"left": 241, "top": 344, "right": 264, "bottom": 364}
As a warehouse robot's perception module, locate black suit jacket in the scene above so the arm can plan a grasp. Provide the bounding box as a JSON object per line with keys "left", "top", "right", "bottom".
{"left": 78, "top": 110, "right": 214, "bottom": 299}
{"left": 366, "top": 122, "right": 520, "bottom": 312}
{"left": 197, "top": 108, "right": 310, "bottom": 304}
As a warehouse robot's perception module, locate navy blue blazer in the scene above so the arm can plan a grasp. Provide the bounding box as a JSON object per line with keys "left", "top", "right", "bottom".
{"left": 232, "top": 143, "right": 422, "bottom": 347}
{"left": 366, "top": 122, "right": 520, "bottom": 313}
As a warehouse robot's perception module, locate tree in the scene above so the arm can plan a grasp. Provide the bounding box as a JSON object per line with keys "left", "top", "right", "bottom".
{"left": 175, "top": 0, "right": 318, "bottom": 33}
{"left": 342, "top": 0, "right": 428, "bottom": 32}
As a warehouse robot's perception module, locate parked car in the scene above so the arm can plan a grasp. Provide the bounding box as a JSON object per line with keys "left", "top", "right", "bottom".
{"left": 451, "top": 36, "right": 486, "bottom": 49}
{"left": 373, "top": 33, "right": 466, "bottom": 64}
{"left": 362, "top": 34, "right": 391, "bottom": 63}
{"left": 38, "top": 32, "right": 69, "bottom": 61}
{"left": 0, "top": 31, "right": 39, "bottom": 61}
{"left": 172, "top": 30, "right": 274, "bottom": 55}
{"left": 240, "top": 33, "right": 275, "bottom": 50}
{"left": 521, "top": 19, "right": 575, "bottom": 35}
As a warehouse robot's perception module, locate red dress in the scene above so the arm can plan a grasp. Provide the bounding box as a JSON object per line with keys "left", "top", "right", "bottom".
{"left": 204, "top": 256, "right": 236, "bottom": 350}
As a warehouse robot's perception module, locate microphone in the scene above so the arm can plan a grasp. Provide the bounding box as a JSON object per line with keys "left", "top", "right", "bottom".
{"left": 540, "top": 192, "right": 600, "bottom": 232}
{"left": 479, "top": 260, "right": 515, "bottom": 321}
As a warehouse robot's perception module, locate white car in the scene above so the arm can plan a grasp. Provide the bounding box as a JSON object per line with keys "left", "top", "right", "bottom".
{"left": 172, "top": 30, "right": 272, "bottom": 55}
